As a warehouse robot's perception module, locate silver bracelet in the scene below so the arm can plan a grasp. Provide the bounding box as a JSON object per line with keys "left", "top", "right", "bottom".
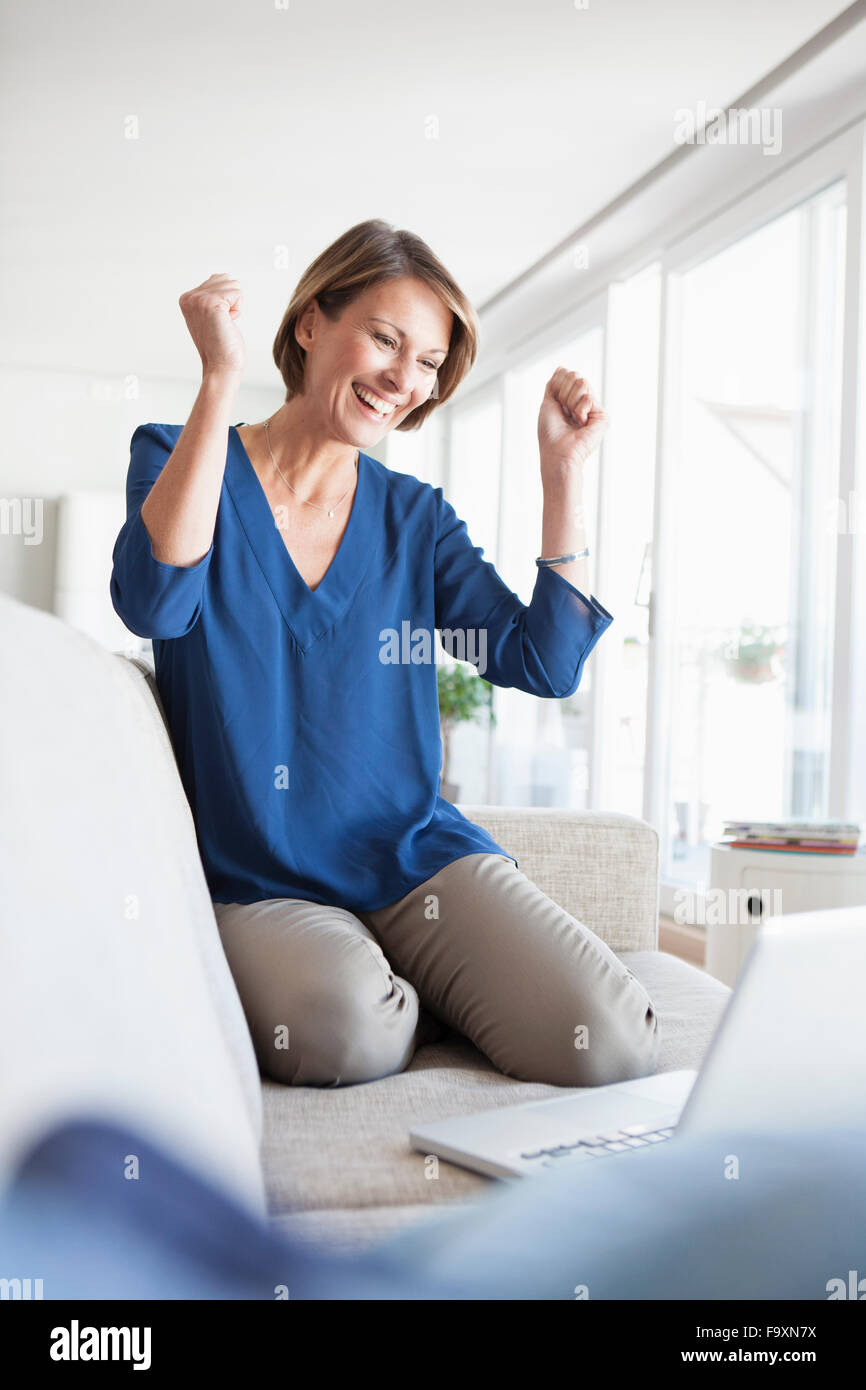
{"left": 536, "top": 548, "right": 590, "bottom": 567}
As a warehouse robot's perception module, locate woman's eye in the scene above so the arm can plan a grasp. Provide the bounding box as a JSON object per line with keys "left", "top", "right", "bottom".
{"left": 375, "top": 334, "right": 437, "bottom": 372}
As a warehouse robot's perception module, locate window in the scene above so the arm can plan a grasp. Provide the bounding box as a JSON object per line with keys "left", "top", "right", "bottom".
{"left": 441, "top": 391, "right": 504, "bottom": 801}
{"left": 595, "top": 264, "right": 662, "bottom": 818}
{"left": 661, "top": 180, "right": 846, "bottom": 887}
{"left": 493, "top": 325, "right": 605, "bottom": 807}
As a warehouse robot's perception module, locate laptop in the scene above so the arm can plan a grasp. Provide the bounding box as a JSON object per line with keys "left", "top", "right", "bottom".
{"left": 409, "top": 908, "right": 866, "bottom": 1181}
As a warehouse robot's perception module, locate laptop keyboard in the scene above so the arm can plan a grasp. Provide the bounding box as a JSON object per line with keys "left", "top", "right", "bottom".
{"left": 518, "top": 1121, "right": 676, "bottom": 1169}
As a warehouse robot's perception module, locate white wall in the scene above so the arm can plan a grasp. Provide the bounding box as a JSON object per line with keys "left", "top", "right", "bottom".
{"left": 0, "top": 365, "right": 280, "bottom": 634}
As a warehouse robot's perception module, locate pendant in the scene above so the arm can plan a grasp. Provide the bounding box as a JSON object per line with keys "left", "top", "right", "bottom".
{"left": 328, "top": 509, "right": 334, "bottom": 518}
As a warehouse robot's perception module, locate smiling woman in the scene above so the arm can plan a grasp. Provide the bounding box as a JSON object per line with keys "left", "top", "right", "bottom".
{"left": 230, "top": 222, "right": 482, "bottom": 589}
{"left": 270, "top": 217, "right": 480, "bottom": 435}
{"left": 109, "top": 217, "right": 638, "bottom": 1093}
{"left": 255, "top": 271, "right": 457, "bottom": 505}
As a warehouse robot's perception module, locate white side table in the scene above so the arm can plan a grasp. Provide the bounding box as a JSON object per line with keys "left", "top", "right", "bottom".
{"left": 706, "top": 842, "right": 866, "bottom": 985}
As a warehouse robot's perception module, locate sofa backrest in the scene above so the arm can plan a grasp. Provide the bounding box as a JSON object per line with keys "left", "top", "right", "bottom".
{"left": 0, "top": 594, "right": 264, "bottom": 1215}
{"left": 455, "top": 805, "right": 659, "bottom": 954}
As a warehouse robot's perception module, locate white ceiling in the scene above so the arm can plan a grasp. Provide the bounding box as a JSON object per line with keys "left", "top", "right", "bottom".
{"left": 0, "top": 0, "right": 855, "bottom": 386}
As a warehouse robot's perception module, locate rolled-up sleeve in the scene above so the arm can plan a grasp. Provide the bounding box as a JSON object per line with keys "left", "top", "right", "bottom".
{"left": 109, "top": 423, "right": 214, "bottom": 640}
{"left": 433, "top": 488, "right": 613, "bottom": 698}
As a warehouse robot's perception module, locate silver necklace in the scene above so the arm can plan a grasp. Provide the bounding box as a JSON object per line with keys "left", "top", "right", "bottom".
{"left": 263, "top": 418, "right": 357, "bottom": 520}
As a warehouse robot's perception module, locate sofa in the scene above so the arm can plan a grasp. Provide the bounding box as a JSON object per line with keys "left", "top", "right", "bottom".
{"left": 0, "top": 592, "right": 732, "bottom": 1255}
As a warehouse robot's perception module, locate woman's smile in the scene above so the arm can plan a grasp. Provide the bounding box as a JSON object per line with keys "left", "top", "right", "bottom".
{"left": 352, "top": 381, "right": 398, "bottom": 419}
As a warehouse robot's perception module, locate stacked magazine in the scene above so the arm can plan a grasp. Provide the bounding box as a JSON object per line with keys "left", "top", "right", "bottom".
{"left": 719, "top": 820, "right": 861, "bottom": 855}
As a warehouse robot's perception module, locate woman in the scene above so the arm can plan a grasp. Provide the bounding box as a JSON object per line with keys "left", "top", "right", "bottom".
{"left": 110, "top": 218, "right": 658, "bottom": 1090}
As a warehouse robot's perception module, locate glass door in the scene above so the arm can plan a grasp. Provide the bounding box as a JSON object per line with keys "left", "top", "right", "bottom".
{"left": 659, "top": 180, "right": 847, "bottom": 889}
{"left": 495, "top": 324, "right": 604, "bottom": 807}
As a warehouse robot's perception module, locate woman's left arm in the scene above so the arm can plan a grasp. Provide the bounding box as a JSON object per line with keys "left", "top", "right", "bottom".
{"left": 537, "top": 367, "right": 608, "bottom": 596}
{"left": 433, "top": 367, "right": 613, "bottom": 699}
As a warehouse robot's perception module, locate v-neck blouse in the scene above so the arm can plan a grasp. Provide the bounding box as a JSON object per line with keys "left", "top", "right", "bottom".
{"left": 110, "top": 421, "right": 614, "bottom": 912}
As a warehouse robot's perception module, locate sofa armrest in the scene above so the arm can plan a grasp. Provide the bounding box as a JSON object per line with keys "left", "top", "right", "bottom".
{"left": 0, "top": 601, "right": 265, "bottom": 1214}
{"left": 455, "top": 805, "right": 660, "bottom": 954}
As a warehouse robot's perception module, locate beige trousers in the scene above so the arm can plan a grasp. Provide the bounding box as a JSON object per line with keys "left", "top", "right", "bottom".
{"left": 212, "top": 852, "right": 659, "bottom": 1089}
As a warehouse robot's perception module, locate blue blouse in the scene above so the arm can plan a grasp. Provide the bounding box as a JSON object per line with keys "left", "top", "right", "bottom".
{"left": 110, "top": 422, "right": 613, "bottom": 912}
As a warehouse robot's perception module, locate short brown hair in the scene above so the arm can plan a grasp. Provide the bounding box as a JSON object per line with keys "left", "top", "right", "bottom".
{"left": 272, "top": 219, "right": 480, "bottom": 432}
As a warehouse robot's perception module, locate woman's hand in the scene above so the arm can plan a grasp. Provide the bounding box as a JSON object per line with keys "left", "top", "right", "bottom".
{"left": 537, "top": 367, "right": 608, "bottom": 476}
{"left": 179, "top": 273, "right": 246, "bottom": 380}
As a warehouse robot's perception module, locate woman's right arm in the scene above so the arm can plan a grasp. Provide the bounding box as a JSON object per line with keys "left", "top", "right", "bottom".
{"left": 109, "top": 275, "right": 246, "bottom": 638}
{"left": 139, "top": 274, "right": 246, "bottom": 566}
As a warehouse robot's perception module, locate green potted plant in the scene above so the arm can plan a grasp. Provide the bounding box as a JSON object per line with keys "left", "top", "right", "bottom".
{"left": 436, "top": 663, "right": 496, "bottom": 802}
{"left": 719, "top": 622, "right": 786, "bottom": 684}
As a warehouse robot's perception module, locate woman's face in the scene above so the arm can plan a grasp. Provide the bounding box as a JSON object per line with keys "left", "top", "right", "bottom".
{"left": 297, "top": 275, "right": 452, "bottom": 444}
